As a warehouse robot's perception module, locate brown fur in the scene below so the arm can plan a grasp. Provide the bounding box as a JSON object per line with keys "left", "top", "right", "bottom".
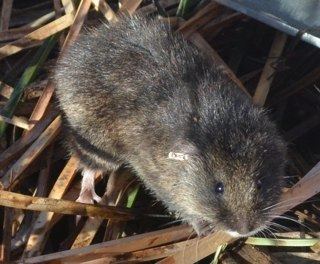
{"left": 53, "top": 16, "right": 286, "bottom": 236}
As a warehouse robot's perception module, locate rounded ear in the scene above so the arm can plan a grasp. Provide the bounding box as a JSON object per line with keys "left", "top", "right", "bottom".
{"left": 167, "top": 139, "right": 198, "bottom": 161}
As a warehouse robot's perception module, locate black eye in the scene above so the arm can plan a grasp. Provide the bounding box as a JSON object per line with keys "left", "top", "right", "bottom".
{"left": 215, "top": 182, "right": 224, "bottom": 194}
{"left": 257, "top": 179, "right": 262, "bottom": 190}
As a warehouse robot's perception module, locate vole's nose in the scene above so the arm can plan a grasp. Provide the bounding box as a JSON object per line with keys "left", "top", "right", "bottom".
{"left": 229, "top": 217, "right": 256, "bottom": 236}
{"left": 235, "top": 219, "right": 250, "bottom": 235}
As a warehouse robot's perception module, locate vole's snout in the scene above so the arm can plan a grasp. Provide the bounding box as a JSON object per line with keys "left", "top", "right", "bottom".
{"left": 227, "top": 218, "right": 260, "bottom": 237}
{"left": 223, "top": 208, "right": 270, "bottom": 237}
{"left": 232, "top": 219, "right": 250, "bottom": 235}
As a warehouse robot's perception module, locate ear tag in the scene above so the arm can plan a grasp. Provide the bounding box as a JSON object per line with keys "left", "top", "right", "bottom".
{"left": 168, "top": 152, "right": 189, "bottom": 161}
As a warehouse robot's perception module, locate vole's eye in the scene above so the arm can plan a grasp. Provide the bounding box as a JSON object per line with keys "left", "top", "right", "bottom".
{"left": 257, "top": 179, "right": 262, "bottom": 190}
{"left": 215, "top": 182, "right": 224, "bottom": 195}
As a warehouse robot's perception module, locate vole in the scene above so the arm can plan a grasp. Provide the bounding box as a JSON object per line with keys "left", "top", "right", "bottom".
{"left": 53, "top": 16, "right": 286, "bottom": 237}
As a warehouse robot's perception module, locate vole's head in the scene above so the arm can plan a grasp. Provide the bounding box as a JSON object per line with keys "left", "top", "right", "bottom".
{"left": 167, "top": 96, "right": 286, "bottom": 237}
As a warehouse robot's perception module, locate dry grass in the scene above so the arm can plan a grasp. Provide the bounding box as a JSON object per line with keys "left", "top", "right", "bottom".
{"left": 0, "top": 0, "right": 319, "bottom": 263}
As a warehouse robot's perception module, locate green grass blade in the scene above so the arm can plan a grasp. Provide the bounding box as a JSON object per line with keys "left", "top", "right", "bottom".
{"left": 246, "top": 237, "right": 320, "bottom": 247}
{"left": 126, "top": 185, "right": 140, "bottom": 208}
{"left": 0, "top": 35, "right": 57, "bottom": 137}
{"left": 177, "top": 0, "right": 201, "bottom": 18}
{"left": 211, "top": 243, "right": 228, "bottom": 264}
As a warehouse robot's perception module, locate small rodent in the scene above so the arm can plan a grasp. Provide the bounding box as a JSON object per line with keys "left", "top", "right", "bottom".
{"left": 53, "top": 16, "right": 286, "bottom": 237}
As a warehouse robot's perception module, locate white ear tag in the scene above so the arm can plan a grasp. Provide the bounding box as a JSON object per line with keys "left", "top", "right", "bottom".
{"left": 168, "top": 152, "right": 189, "bottom": 161}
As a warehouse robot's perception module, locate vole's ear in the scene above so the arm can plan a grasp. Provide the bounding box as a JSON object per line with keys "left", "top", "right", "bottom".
{"left": 168, "top": 140, "right": 198, "bottom": 161}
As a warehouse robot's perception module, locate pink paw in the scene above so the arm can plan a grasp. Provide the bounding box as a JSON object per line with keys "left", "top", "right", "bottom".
{"left": 75, "top": 168, "right": 102, "bottom": 224}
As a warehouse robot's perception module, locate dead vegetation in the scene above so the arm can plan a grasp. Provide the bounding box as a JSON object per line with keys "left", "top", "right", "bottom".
{"left": 0, "top": 0, "right": 319, "bottom": 263}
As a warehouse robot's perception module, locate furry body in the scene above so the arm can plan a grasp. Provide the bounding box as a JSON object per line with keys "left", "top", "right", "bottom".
{"left": 53, "top": 16, "right": 286, "bottom": 235}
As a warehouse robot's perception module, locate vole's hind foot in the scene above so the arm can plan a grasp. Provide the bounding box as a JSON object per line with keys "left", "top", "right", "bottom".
{"left": 76, "top": 168, "right": 102, "bottom": 223}
{"left": 76, "top": 192, "right": 102, "bottom": 204}
{"left": 77, "top": 168, "right": 102, "bottom": 204}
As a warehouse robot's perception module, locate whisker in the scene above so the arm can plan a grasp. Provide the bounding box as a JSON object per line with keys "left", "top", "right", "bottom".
{"left": 262, "top": 196, "right": 305, "bottom": 211}
{"left": 267, "top": 226, "right": 279, "bottom": 234}
{"left": 182, "top": 229, "right": 196, "bottom": 263}
{"left": 260, "top": 228, "right": 270, "bottom": 237}
{"left": 269, "top": 221, "right": 292, "bottom": 232}
{"left": 260, "top": 230, "right": 267, "bottom": 239}
{"left": 262, "top": 200, "right": 294, "bottom": 212}
{"left": 158, "top": 219, "right": 183, "bottom": 229}
{"left": 268, "top": 215, "right": 314, "bottom": 232}
{"left": 264, "top": 227, "right": 277, "bottom": 239}
{"left": 265, "top": 219, "right": 291, "bottom": 232}
{"left": 265, "top": 197, "right": 320, "bottom": 212}
{"left": 196, "top": 235, "right": 200, "bottom": 262}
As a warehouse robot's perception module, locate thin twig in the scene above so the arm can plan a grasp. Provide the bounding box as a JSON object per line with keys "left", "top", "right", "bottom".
{"left": 0, "top": 0, "right": 13, "bottom": 31}
{"left": 178, "top": 2, "right": 223, "bottom": 37}
{"left": 0, "top": 81, "right": 14, "bottom": 98}
{"left": 21, "top": 225, "right": 192, "bottom": 263}
{"left": 26, "top": 0, "right": 92, "bottom": 133}
{"left": 62, "top": 0, "right": 92, "bottom": 51}
{"left": 61, "top": 0, "right": 76, "bottom": 15}
{"left": 1, "top": 116, "right": 61, "bottom": 189}
{"left": 0, "top": 111, "right": 56, "bottom": 168}
{"left": 91, "top": 0, "right": 118, "bottom": 23}
{"left": 0, "top": 114, "right": 32, "bottom": 130}
{"left": 253, "top": 32, "right": 287, "bottom": 106}
{"left": 23, "top": 156, "right": 80, "bottom": 257}
{"left": 120, "top": 0, "right": 143, "bottom": 15}
{"left": 0, "top": 207, "right": 14, "bottom": 263}
{"left": 0, "top": 14, "right": 74, "bottom": 60}
{"left": 0, "top": 190, "right": 135, "bottom": 220}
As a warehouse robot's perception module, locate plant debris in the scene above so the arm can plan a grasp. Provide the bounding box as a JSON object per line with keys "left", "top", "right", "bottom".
{"left": 0, "top": 0, "right": 319, "bottom": 263}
